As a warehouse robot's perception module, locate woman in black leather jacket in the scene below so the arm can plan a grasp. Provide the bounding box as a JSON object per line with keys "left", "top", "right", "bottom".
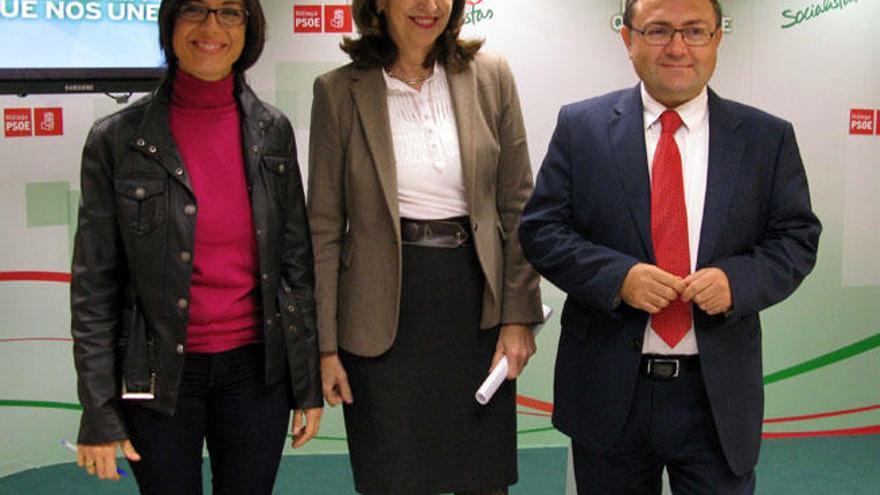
{"left": 70, "top": 1, "right": 322, "bottom": 492}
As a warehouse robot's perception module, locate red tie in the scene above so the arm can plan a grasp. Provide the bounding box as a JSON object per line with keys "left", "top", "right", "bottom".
{"left": 650, "top": 110, "right": 691, "bottom": 348}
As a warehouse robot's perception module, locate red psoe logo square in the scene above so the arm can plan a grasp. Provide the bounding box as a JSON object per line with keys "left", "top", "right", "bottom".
{"left": 294, "top": 5, "right": 322, "bottom": 33}
{"left": 34, "top": 107, "right": 63, "bottom": 136}
{"left": 324, "top": 5, "right": 353, "bottom": 33}
{"left": 849, "top": 108, "right": 874, "bottom": 135}
{"left": 4, "top": 108, "right": 33, "bottom": 137}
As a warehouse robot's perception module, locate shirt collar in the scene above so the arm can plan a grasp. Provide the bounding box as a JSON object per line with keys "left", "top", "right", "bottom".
{"left": 382, "top": 62, "right": 443, "bottom": 94}
{"left": 640, "top": 83, "right": 709, "bottom": 132}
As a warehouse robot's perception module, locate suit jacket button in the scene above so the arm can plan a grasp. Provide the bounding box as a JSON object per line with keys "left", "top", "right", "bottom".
{"left": 631, "top": 338, "right": 641, "bottom": 350}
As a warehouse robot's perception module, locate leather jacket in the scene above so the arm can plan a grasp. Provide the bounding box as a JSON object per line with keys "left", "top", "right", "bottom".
{"left": 71, "top": 76, "right": 321, "bottom": 444}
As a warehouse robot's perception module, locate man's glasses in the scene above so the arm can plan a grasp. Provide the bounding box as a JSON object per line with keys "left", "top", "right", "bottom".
{"left": 178, "top": 3, "right": 249, "bottom": 27}
{"left": 629, "top": 24, "right": 717, "bottom": 46}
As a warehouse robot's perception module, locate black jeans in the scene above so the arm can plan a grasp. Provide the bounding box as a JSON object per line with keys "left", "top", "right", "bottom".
{"left": 123, "top": 344, "right": 291, "bottom": 495}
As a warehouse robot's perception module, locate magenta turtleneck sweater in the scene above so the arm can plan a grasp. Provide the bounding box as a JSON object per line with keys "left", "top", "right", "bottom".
{"left": 170, "top": 70, "right": 260, "bottom": 354}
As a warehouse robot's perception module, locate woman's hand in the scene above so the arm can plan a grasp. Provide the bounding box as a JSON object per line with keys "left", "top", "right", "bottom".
{"left": 290, "top": 407, "right": 323, "bottom": 448}
{"left": 491, "top": 324, "right": 537, "bottom": 379}
{"left": 77, "top": 440, "right": 140, "bottom": 480}
{"left": 320, "top": 352, "right": 353, "bottom": 406}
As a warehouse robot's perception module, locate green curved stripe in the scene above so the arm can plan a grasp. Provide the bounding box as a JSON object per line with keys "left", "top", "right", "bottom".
{"left": 517, "top": 426, "right": 558, "bottom": 435}
{"left": 764, "top": 333, "right": 880, "bottom": 385}
{"left": 0, "top": 400, "right": 81, "bottom": 410}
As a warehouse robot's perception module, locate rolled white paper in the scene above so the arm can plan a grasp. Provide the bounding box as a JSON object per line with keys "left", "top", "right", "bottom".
{"left": 476, "top": 356, "right": 509, "bottom": 405}
{"left": 475, "top": 305, "right": 553, "bottom": 405}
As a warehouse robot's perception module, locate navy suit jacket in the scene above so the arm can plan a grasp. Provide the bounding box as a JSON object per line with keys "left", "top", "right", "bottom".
{"left": 519, "top": 85, "right": 821, "bottom": 475}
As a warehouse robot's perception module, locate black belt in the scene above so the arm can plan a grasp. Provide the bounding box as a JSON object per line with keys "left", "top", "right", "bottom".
{"left": 640, "top": 354, "right": 700, "bottom": 379}
{"left": 401, "top": 217, "right": 472, "bottom": 248}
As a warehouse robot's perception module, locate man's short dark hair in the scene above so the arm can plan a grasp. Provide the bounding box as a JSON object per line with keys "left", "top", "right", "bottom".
{"left": 340, "top": 0, "right": 483, "bottom": 73}
{"left": 624, "top": 0, "right": 723, "bottom": 28}
{"left": 158, "top": 0, "right": 266, "bottom": 75}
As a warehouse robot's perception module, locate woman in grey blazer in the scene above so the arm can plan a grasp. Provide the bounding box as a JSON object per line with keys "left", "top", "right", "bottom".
{"left": 308, "top": 1, "right": 542, "bottom": 493}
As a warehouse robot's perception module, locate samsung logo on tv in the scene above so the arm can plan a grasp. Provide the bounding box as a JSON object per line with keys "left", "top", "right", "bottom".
{"left": 64, "top": 83, "right": 95, "bottom": 92}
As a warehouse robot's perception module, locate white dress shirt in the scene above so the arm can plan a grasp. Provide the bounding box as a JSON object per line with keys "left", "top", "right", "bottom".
{"left": 640, "top": 84, "right": 710, "bottom": 356}
{"left": 383, "top": 63, "right": 468, "bottom": 220}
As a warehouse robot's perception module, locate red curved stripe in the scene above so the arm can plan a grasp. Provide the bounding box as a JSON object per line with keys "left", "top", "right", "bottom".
{"left": 763, "top": 425, "right": 880, "bottom": 439}
{"left": 764, "top": 404, "right": 880, "bottom": 424}
{"left": 0, "top": 271, "right": 71, "bottom": 283}
{"left": 517, "top": 395, "right": 554, "bottom": 413}
{"left": 0, "top": 337, "right": 73, "bottom": 343}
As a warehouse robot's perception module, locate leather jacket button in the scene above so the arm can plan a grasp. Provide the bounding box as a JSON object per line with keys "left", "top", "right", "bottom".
{"left": 148, "top": 145, "right": 157, "bottom": 154}
{"left": 288, "top": 324, "right": 297, "bottom": 333}
{"left": 287, "top": 304, "right": 296, "bottom": 313}
{"left": 176, "top": 344, "right": 184, "bottom": 355}
{"left": 184, "top": 204, "right": 197, "bottom": 216}
{"left": 261, "top": 273, "right": 269, "bottom": 281}
{"left": 266, "top": 318, "right": 273, "bottom": 327}
{"left": 179, "top": 251, "right": 192, "bottom": 263}
{"left": 283, "top": 284, "right": 292, "bottom": 293}
{"left": 177, "top": 298, "right": 189, "bottom": 310}
{"left": 134, "top": 187, "right": 146, "bottom": 199}
{"left": 136, "top": 138, "right": 145, "bottom": 147}
{"left": 252, "top": 145, "right": 260, "bottom": 153}
{"left": 175, "top": 167, "right": 185, "bottom": 176}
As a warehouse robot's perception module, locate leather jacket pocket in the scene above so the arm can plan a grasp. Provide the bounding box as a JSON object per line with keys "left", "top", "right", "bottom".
{"left": 115, "top": 177, "right": 166, "bottom": 235}
{"left": 261, "top": 156, "right": 290, "bottom": 201}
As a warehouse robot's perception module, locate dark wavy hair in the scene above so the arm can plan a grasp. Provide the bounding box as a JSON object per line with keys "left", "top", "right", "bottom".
{"left": 340, "top": 0, "right": 483, "bottom": 73}
{"left": 158, "top": 0, "right": 267, "bottom": 76}
{"left": 624, "top": 0, "right": 722, "bottom": 28}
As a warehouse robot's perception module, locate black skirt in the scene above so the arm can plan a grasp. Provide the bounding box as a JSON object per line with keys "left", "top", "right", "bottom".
{"left": 340, "top": 244, "right": 517, "bottom": 495}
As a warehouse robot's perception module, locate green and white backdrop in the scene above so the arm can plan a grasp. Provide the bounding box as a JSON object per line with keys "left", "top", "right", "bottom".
{"left": 1, "top": 0, "right": 878, "bottom": 486}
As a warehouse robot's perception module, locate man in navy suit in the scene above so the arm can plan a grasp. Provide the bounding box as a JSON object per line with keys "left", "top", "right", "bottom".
{"left": 519, "top": 0, "right": 821, "bottom": 493}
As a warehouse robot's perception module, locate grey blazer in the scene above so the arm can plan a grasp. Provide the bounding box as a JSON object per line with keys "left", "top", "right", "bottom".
{"left": 308, "top": 51, "right": 543, "bottom": 357}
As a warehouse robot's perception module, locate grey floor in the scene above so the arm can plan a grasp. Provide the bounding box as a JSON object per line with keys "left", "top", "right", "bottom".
{"left": 1, "top": 437, "right": 878, "bottom": 494}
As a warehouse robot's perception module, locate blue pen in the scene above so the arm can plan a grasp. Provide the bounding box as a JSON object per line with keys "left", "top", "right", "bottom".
{"left": 60, "top": 439, "right": 128, "bottom": 477}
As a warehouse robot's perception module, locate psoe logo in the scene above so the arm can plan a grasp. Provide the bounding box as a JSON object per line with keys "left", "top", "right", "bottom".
{"left": 464, "top": 0, "right": 494, "bottom": 26}
{"left": 3, "top": 107, "right": 63, "bottom": 138}
{"left": 849, "top": 109, "right": 875, "bottom": 136}
{"left": 324, "top": 5, "right": 352, "bottom": 33}
{"left": 4, "top": 108, "right": 33, "bottom": 138}
{"left": 293, "top": 5, "right": 322, "bottom": 33}
{"left": 34, "top": 107, "right": 64, "bottom": 136}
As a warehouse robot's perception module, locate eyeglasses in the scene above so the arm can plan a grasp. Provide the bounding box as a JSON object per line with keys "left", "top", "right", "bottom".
{"left": 178, "top": 3, "right": 249, "bottom": 27}
{"left": 628, "top": 25, "right": 717, "bottom": 46}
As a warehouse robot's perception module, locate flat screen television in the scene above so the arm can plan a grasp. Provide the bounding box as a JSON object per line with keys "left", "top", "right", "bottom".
{"left": 0, "top": 0, "right": 165, "bottom": 95}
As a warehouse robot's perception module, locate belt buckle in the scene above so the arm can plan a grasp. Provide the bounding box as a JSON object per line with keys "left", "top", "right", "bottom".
{"left": 121, "top": 373, "right": 156, "bottom": 400}
{"left": 648, "top": 358, "right": 679, "bottom": 378}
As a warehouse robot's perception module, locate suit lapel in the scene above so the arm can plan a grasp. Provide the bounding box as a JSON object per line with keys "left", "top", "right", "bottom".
{"left": 609, "top": 86, "right": 654, "bottom": 260}
{"left": 447, "top": 63, "right": 477, "bottom": 212}
{"left": 697, "top": 89, "right": 744, "bottom": 267}
{"left": 351, "top": 68, "right": 400, "bottom": 229}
